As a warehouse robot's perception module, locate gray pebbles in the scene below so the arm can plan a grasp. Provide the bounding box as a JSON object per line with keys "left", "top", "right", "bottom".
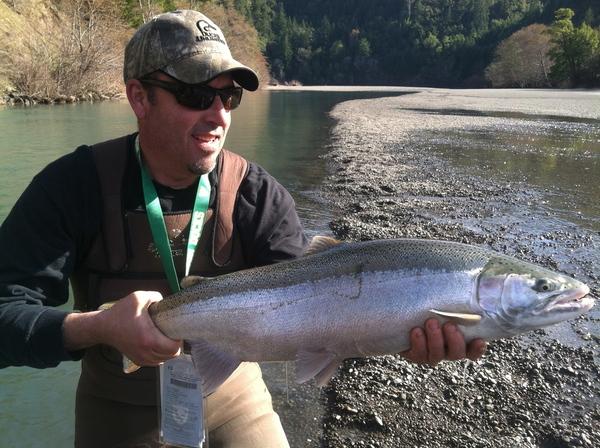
{"left": 317, "top": 89, "right": 599, "bottom": 448}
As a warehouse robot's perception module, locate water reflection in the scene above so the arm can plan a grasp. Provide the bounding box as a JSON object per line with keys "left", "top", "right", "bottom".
{"left": 419, "top": 118, "right": 600, "bottom": 230}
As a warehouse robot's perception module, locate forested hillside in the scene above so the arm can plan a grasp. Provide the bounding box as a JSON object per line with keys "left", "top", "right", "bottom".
{"left": 230, "top": 0, "right": 599, "bottom": 87}
{"left": 1, "top": 0, "right": 598, "bottom": 102}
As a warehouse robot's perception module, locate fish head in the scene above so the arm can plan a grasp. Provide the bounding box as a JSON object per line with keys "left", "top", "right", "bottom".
{"left": 477, "top": 256, "right": 594, "bottom": 332}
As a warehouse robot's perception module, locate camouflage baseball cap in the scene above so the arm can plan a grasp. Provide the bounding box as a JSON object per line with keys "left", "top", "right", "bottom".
{"left": 123, "top": 10, "right": 259, "bottom": 91}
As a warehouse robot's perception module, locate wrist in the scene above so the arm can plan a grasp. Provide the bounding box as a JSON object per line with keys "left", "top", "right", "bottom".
{"left": 62, "top": 310, "right": 106, "bottom": 351}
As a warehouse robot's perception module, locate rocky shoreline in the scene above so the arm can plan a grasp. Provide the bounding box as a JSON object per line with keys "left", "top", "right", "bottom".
{"left": 317, "top": 90, "right": 599, "bottom": 447}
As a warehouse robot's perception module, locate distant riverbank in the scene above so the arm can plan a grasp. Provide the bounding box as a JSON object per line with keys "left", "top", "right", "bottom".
{"left": 318, "top": 89, "right": 599, "bottom": 447}
{"left": 268, "top": 85, "right": 600, "bottom": 115}
{"left": 0, "top": 91, "right": 124, "bottom": 106}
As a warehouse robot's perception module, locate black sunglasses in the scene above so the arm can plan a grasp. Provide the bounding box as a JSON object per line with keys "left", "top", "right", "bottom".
{"left": 139, "top": 78, "right": 243, "bottom": 111}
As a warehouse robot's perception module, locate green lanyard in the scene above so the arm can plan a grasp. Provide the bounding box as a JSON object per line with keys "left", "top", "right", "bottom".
{"left": 135, "top": 136, "right": 210, "bottom": 293}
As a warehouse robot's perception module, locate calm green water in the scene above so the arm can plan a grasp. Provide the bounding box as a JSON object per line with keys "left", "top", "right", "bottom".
{"left": 0, "top": 90, "right": 397, "bottom": 447}
{"left": 419, "top": 111, "right": 600, "bottom": 231}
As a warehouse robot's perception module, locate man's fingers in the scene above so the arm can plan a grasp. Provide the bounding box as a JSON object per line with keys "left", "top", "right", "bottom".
{"left": 402, "top": 319, "right": 487, "bottom": 366}
{"left": 425, "top": 318, "right": 445, "bottom": 365}
{"left": 443, "top": 322, "right": 467, "bottom": 361}
{"left": 466, "top": 339, "right": 487, "bottom": 361}
{"left": 153, "top": 338, "right": 183, "bottom": 358}
{"left": 408, "top": 327, "right": 427, "bottom": 363}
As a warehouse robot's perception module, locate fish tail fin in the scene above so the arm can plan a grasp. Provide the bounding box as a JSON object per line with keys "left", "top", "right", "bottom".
{"left": 97, "top": 302, "right": 142, "bottom": 373}
{"left": 122, "top": 356, "right": 141, "bottom": 374}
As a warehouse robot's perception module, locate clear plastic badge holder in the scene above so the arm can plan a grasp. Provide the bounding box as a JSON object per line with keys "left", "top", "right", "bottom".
{"left": 159, "top": 354, "right": 206, "bottom": 447}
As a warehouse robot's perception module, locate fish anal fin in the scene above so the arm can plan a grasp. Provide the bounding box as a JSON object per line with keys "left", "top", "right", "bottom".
{"left": 429, "top": 309, "right": 482, "bottom": 326}
{"left": 190, "top": 340, "right": 240, "bottom": 396}
{"left": 314, "top": 359, "right": 343, "bottom": 387}
{"left": 296, "top": 348, "right": 341, "bottom": 385}
{"left": 304, "top": 235, "right": 343, "bottom": 257}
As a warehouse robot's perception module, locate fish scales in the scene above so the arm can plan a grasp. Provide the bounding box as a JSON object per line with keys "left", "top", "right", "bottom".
{"left": 153, "top": 239, "right": 491, "bottom": 312}
{"left": 144, "top": 238, "right": 593, "bottom": 393}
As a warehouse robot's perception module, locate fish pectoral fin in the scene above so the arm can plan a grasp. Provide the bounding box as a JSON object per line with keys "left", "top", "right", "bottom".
{"left": 190, "top": 340, "right": 240, "bottom": 396}
{"left": 429, "top": 309, "right": 483, "bottom": 326}
{"left": 180, "top": 275, "right": 211, "bottom": 289}
{"left": 296, "top": 349, "right": 341, "bottom": 385}
{"left": 304, "top": 235, "right": 343, "bottom": 256}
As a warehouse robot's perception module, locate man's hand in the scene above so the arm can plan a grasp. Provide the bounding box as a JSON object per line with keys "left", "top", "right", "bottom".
{"left": 400, "top": 318, "right": 487, "bottom": 366}
{"left": 63, "top": 291, "right": 181, "bottom": 367}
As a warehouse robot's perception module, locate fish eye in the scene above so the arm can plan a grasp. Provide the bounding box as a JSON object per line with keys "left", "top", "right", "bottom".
{"left": 533, "top": 279, "right": 554, "bottom": 293}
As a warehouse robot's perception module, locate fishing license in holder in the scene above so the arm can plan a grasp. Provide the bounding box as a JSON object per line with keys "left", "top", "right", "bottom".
{"left": 159, "top": 351, "right": 206, "bottom": 448}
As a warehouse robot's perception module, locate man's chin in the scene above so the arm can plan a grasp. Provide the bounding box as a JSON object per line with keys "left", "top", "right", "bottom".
{"left": 188, "top": 160, "right": 217, "bottom": 176}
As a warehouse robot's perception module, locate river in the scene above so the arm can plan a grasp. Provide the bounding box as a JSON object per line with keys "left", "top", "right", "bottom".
{"left": 0, "top": 88, "right": 598, "bottom": 447}
{"left": 0, "top": 89, "right": 403, "bottom": 447}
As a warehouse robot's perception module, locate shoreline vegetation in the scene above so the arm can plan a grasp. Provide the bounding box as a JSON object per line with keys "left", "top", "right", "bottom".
{"left": 2, "top": 90, "right": 123, "bottom": 106}
{"left": 0, "top": 0, "right": 269, "bottom": 106}
{"left": 1, "top": 1, "right": 598, "bottom": 106}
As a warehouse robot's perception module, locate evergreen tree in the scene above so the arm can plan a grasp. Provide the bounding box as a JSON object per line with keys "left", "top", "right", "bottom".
{"left": 220, "top": 0, "right": 599, "bottom": 86}
{"left": 548, "top": 8, "right": 600, "bottom": 86}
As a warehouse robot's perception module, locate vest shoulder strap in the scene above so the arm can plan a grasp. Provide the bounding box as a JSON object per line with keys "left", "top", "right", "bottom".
{"left": 90, "top": 136, "right": 129, "bottom": 271}
{"left": 213, "top": 149, "right": 249, "bottom": 267}
{"left": 90, "top": 139, "right": 248, "bottom": 271}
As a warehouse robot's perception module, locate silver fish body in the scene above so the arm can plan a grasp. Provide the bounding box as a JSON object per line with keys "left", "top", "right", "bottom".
{"left": 149, "top": 238, "right": 593, "bottom": 393}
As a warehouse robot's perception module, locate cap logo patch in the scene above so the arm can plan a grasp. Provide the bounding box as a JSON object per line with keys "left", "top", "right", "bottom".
{"left": 196, "top": 20, "right": 226, "bottom": 45}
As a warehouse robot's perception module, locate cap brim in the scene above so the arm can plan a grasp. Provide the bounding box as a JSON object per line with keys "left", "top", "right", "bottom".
{"left": 163, "top": 53, "right": 259, "bottom": 91}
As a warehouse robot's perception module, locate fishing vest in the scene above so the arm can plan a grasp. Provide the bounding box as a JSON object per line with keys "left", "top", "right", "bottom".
{"left": 70, "top": 135, "right": 249, "bottom": 405}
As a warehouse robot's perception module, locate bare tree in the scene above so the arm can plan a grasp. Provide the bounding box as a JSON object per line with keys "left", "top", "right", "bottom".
{"left": 485, "top": 24, "right": 553, "bottom": 88}
{"left": 6, "top": 0, "right": 126, "bottom": 99}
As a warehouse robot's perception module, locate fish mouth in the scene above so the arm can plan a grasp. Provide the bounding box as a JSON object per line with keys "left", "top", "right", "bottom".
{"left": 546, "top": 284, "right": 594, "bottom": 313}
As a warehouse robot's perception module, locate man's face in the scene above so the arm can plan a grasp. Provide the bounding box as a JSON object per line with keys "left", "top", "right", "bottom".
{"left": 137, "top": 73, "right": 233, "bottom": 188}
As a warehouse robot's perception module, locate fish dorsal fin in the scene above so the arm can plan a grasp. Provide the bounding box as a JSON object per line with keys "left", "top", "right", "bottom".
{"left": 190, "top": 340, "right": 240, "bottom": 396}
{"left": 429, "top": 309, "right": 483, "bottom": 326}
{"left": 295, "top": 348, "right": 342, "bottom": 386}
{"left": 180, "top": 275, "right": 211, "bottom": 289}
{"left": 304, "top": 235, "right": 343, "bottom": 257}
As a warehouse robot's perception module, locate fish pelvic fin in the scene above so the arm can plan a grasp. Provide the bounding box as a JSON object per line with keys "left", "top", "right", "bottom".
{"left": 190, "top": 340, "right": 240, "bottom": 396}
{"left": 429, "top": 309, "right": 482, "bottom": 326}
{"left": 296, "top": 349, "right": 342, "bottom": 386}
{"left": 304, "top": 235, "right": 343, "bottom": 257}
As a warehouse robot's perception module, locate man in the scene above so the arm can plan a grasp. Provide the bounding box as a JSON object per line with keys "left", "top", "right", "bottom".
{"left": 0, "top": 9, "right": 485, "bottom": 448}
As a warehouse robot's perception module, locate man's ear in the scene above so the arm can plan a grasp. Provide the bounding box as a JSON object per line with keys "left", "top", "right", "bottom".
{"left": 126, "top": 79, "right": 148, "bottom": 119}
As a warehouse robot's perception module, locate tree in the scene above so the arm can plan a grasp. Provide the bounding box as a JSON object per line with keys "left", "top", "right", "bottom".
{"left": 485, "top": 23, "right": 552, "bottom": 87}
{"left": 6, "top": 0, "right": 126, "bottom": 99}
{"left": 548, "top": 8, "right": 600, "bottom": 86}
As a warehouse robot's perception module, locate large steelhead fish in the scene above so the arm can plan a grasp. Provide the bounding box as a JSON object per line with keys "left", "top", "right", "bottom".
{"left": 147, "top": 237, "right": 594, "bottom": 394}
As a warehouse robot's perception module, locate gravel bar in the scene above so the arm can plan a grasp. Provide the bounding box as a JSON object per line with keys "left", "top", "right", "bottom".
{"left": 318, "top": 89, "right": 600, "bottom": 448}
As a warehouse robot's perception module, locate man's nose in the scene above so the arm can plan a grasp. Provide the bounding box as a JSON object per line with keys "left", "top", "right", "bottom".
{"left": 204, "top": 95, "right": 229, "bottom": 127}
